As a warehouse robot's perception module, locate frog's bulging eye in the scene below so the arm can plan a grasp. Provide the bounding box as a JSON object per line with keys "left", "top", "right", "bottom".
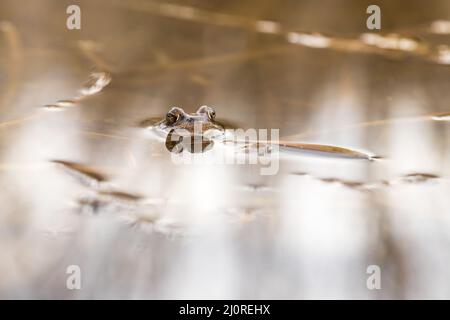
{"left": 166, "top": 112, "right": 178, "bottom": 125}
{"left": 197, "top": 105, "right": 216, "bottom": 121}
{"left": 207, "top": 110, "right": 216, "bottom": 121}
{"left": 166, "top": 107, "right": 183, "bottom": 125}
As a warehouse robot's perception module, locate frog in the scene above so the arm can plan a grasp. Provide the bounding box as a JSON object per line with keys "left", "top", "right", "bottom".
{"left": 142, "top": 105, "right": 381, "bottom": 160}
{"left": 146, "top": 105, "right": 227, "bottom": 153}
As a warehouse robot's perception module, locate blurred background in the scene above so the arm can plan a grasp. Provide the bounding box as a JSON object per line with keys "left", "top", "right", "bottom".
{"left": 1, "top": 0, "right": 450, "bottom": 299}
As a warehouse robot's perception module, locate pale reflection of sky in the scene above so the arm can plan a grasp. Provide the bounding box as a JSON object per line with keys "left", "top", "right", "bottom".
{"left": 1, "top": 0, "right": 450, "bottom": 299}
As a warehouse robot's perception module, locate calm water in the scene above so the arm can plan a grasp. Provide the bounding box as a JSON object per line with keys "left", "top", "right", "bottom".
{"left": 1, "top": 0, "right": 450, "bottom": 299}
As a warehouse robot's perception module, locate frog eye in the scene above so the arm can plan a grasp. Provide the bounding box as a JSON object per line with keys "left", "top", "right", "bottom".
{"left": 166, "top": 112, "right": 178, "bottom": 124}
{"left": 207, "top": 109, "right": 216, "bottom": 121}
{"left": 165, "top": 107, "right": 183, "bottom": 125}
{"left": 196, "top": 106, "right": 216, "bottom": 120}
